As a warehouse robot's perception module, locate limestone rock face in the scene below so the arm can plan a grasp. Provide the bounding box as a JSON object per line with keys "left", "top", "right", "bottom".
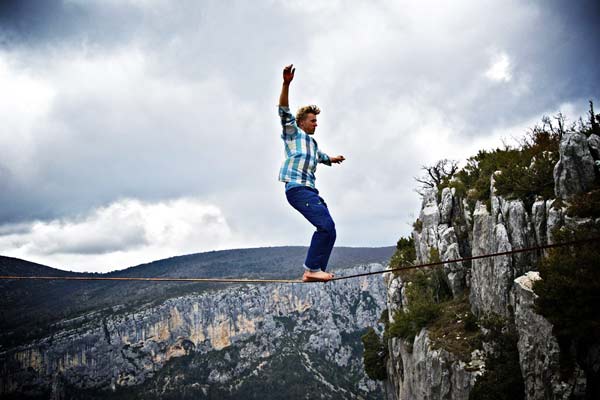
{"left": 413, "top": 188, "right": 469, "bottom": 296}
{"left": 415, "top": 188, "right": 442, "bottom": 263}
{"left": 554, "top": 132, "right": 596, "bottom": 198}
{"left": 587, "top": 134, "right": 600, "bottom": 161}
{"left": 469, "top": 200, "right": 516, "bottom": 317}
{"left": 0, "top": 264, "right": 386, "bottom": 398}
{"left": 470, "top": 174, "right": 539, "bottom": 317}
{"left": 440, "top": 187, "right": 454, "bottom": 225}
{"left": 384, "top": 270, "right": 405, "bottom": 317}
{"left": 546, "top": 199, "right": 565, "bottom": 244}
{"left": 531, "top": 199, "right": 547, "bottom": 247}
{"left": 439, "top": 227, "right": 465, "bottom": 296}
{"left": 503, "top": 199, "right": 536, "bottom": 273}
{"left": 386, "top": 330, "right": 480, "bottom": 400}
{"left": 512, "top": 272, "right": 586, "bottom": 400}
{"left": 385, "top": 122, "right": 598, "bottom": 399}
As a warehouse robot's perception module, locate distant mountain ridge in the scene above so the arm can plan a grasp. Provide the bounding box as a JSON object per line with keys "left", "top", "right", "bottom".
{"left": 0, "top": 246, "right": 394, "bottom": 348}
{"left": 0, "top": 247, "right": 393, "bottom": 399}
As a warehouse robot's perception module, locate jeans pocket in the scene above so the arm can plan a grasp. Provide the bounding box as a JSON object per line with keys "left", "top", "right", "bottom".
{"left": 305, "top": 198, "right": 323, "bottom": 207}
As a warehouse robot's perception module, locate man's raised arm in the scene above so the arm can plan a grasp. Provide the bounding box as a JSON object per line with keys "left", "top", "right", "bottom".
{"left": 279, "top": 64, "right": 295, "bottom": 107}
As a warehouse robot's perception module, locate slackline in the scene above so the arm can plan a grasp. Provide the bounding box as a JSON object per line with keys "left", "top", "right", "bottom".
{"left": 0, "top": 237, "right": 598, "bottom": 284}
{"left": 331, "top": 236, "right": 600, "bottom": 281}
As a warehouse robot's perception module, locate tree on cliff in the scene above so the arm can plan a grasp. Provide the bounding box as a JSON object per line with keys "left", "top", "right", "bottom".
{"left": 414, "top": 158, "right": 459, "bottom": 195}
{"left": 361, "top": 328, "right": 387, "bottom": 381}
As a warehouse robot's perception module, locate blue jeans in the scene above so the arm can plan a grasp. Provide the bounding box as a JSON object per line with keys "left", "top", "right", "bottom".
{"left": 285, "top": 186, "right": 336, "bottom": 272}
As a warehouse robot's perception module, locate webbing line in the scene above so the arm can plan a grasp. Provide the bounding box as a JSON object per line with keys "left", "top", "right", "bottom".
{"left": 0, "top": 276, "right": 302, "bottom": 284}
{"left": 331, "top": 236, "right": 600, "bottom": 282}
{"left": 0, "top": 237, "right": 598, "bottom": 284}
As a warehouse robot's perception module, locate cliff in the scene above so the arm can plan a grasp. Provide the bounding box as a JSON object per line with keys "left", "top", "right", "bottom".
{"left": 383, "top": 127, "right": 600, "bottom": 399}
{"left": 0, "top": 261, "right": 388, "bottom": 399}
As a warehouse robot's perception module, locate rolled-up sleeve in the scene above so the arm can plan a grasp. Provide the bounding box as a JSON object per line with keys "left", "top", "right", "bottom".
{"left": 278, "top": 106, "right": 299, "bottom": 138}
{"left": 317, "top": 150, "right": 332, "bottom": 166}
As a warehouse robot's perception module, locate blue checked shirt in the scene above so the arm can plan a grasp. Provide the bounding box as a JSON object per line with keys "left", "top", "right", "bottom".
{"left": 278, "top": 106, "right": 331, "bottom": 190}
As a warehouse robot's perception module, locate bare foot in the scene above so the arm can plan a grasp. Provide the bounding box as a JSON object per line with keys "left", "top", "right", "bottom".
{"left": 302, "top": 270, "right": 334, "bottom": 282}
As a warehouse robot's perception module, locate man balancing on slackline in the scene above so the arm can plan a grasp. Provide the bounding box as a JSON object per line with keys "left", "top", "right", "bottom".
{"left": 278, "top": 64, "right": 346, "bottom": 282}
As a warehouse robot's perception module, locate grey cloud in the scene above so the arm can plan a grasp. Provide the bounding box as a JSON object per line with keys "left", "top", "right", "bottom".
{"left": 1, "top": 0, "right": 599, "bottom": 263}
{"left": 0, "top": 0, "right": 145, "bottom": 49}
{"left": 0, "top": 0, "right": 306, "bottom": 97}
{"left": 0, "top": 1, "right": 308, "bottom": 225}
{"left": 0, "top": 222, "right": 33, "bottom": 236}
{"left": 40, "top": 232, "right": 148, "bottom": 255}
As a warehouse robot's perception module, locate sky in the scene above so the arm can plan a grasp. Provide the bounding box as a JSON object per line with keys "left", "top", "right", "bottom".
{"left": 0, "top": 0, "right": 598, "bottom": 272}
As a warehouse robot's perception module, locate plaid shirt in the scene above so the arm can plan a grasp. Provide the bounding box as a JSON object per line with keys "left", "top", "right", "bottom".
{"left": 278, "top": 106, "right": 331, "bottom": 189}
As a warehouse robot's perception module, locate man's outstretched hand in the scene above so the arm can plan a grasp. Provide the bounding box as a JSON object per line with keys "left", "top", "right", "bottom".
{"left": 283, "top": 64, "right": 295, "bottom": 84}
{"left": 330, "top": 155, "right": 346, "bottom": 164}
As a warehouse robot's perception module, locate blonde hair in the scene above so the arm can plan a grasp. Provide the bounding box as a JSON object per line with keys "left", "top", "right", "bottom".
{"left": 296, "top": 105, "right": 321, "bottom": 123}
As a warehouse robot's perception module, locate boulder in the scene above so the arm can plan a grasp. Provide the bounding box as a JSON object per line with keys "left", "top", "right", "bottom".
{"left": 512, "top": 272, "right": 586, "bottom": 399}
{"left": 554, "top": 132, "right": 596, "bottom": 198}
{"left": 587, "top": 134, "right": 600, "bottom": 160}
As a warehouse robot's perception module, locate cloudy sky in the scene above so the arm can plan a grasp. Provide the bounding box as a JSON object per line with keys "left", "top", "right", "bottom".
{"left": 0, "top": 0, "right": 598, "bottom": 272}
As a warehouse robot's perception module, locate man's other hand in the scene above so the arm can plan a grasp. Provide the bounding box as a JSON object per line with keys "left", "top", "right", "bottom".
{"left": 330, "top": 155, "right": 346, "bottom": 164}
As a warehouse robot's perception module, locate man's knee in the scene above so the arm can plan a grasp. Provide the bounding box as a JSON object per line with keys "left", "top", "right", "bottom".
{"left": 318, "top": 219, "right": 336, "bottom": 236}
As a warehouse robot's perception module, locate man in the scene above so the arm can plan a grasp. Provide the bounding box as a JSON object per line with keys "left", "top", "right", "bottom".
{"left": 278, "top": 64, "right": 346, "bottom": 282}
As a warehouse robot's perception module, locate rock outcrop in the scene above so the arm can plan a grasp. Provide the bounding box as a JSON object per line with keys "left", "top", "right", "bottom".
{"left": 470, "top": 175, "right": 537, "bottom": 317}
{"left": 554, "top": 132, "right": 596, "bottom": 198}
{"left": 385, "top": 328, "right": 482, "bottom": 400}
{"left": 413, "top": 187, "right": 469, "bottom": 297}
{"left": 512, "top": 272, "right": 586, "bottom": 399}
{"left": 384, "top": 125, "right": 600, "bottom": 399}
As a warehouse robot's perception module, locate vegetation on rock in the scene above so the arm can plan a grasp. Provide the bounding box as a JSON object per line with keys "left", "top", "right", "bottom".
{"left": 441, "top": 124, "right": 560, "bottom": 211}
{"left": 388, "top": 270, "right": 444, "bottom": 344}
{"left": 428, "top": 295, "right": 481, "bottom": 363}
{"left": 533, "top": 224, "right": 600, "bottom": 394}
{"left": 440, "top": 102, "right": 599, "bottom": 211}
{"left": 361, "top": 327, "right": 387, "bottom": 381}
{"left": 389, "top": 236, "right": 416, "bottom": 270}
{"left": 469, "top": 313, "right": 525, "bottom": 400}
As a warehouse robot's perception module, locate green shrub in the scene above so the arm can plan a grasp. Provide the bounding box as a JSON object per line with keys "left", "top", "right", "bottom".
{"left": 379, "top": 309, "right": 389, "bottom": 328}
{"left": 413, "top": 219, "right": 423, "bottom": 233}
{"left": 389, "top": 236, "right": 416, "bottom": 270}
{"left": 434, "top": 103, "right": 600, "bottom": 215}
{"left": 388, "top": 270, "right": 446, "bottom": 343}
{"left": 469, "top": 314, "right": 525, "bottom": 400}
{"left": 463, "top": 311, "right": 478, "bottom": 332}
{"left": 427, "top": 248, "right": 453, "bottom": 302}
{"left": 361, "top": 328, "right": 387, "bottom": 381}
{"left": 428, "top": 294, "right": 482, "bottom": 362}
{"left": 389, "top": 299, "right": 440, "bottom": 343}
{"left": 451, "top": 134, "right": 558, "bottom": 211}
{"left": 493, "top": 127, "right": 560, "bottom": 210}
{"left": 582, "top": 100, "right": 600, "bottom": 137}
{"left": 566, "top": 189, "right": 600, "bottom": 219}
{"left": 533, "top": 225, "right": 600, "bottom": 387}
{"left": 389, "top": 247, "right": 454, "bottom": 343}
{"left": 437, "top": 113, "right": 567, "bottom": 212}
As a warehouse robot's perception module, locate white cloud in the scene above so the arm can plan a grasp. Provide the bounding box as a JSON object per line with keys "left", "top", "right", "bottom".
{"left": 485, "top": 52, "right": 512, "bottom": 82}
{"left": 0, "top": 0, "right": 597, "bottom": 272}
{"left": 0, "top": 197, "right": 237, "bottom": 272}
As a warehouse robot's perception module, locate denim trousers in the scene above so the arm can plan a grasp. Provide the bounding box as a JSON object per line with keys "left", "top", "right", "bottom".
{"left": 285, "top": 186, "right": 336, "bottom": 272}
